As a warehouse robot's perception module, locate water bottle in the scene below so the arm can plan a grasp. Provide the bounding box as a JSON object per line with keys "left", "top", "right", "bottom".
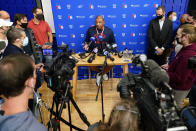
{"left": 128, "top": 49, "right": 133, "bottom": 61}
{"left": 123, "top": 48, "right": 129, "bottom": 62}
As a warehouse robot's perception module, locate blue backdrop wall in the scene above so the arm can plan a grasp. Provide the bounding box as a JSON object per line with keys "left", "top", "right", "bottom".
{"left": 51, "top": 0, "right": 161, "bottom": 79}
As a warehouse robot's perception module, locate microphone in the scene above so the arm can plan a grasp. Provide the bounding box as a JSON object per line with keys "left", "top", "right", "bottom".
{"left": 106, "top": 43, "right": 112, "bottom": 52}
{"left": 111, "top": 43, "right": 123, "bottom": 58}
{"left": 87, "top": 48, "right": 98, "bottom": 63}
{"left": 88, "top": 37, "right": 96, "bottom": 52}
{"left": 98, "top": 35, "right": 103, "bottom": 42}
{"left": 104, "top": 50, "right": 115, "bottom": 61}
{"left": 0, "top": 41, "right": 6, "bottom": 51}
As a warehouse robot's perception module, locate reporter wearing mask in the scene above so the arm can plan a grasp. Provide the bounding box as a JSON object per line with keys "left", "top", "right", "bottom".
{"left": 14, "top": 14, "right": 35, "bottom": 60}
{"left": 166, "top": 24, "right": 196, "bottom": 109}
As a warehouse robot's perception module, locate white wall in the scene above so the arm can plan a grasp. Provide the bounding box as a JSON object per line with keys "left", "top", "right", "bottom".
{"left": 41, "top": 0, "right": 55, "bottom": 33}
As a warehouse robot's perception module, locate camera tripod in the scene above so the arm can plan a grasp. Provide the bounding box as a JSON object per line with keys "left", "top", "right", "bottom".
{"left": 95, "top": 55, "right": 108, "bottom": 122}
{"left": 47, "top": 80, "right": 90, "bottom": 131}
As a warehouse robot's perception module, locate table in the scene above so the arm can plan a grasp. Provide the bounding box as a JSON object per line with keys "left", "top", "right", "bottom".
{"left": 72, "top": 53, "right": 130, "bottom": 101}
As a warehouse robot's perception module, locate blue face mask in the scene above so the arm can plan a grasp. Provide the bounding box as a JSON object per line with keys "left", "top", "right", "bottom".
{"left": 22, "top": 37, "right": 29, "bottom": 46}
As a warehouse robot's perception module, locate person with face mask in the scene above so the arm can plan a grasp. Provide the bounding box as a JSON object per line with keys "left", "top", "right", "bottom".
{"left": 0, "top": 10, "right": 13, "bottom": 58}
{"left": 3, "top": 28, "right": 27, "bottom": 57}
{"left": 147, "top": 6, "right": 173, "bottom": 66}
{"left": 166, "top": 24, "right": 196, "bottom": 109}
{"left": 28, "top": 7, "right": 53, "bottom": 63}
{"left": 14, "top": 14, "right": 37, "bottom": 60}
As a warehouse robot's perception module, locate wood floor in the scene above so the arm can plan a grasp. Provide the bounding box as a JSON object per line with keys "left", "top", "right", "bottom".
{"left": 38, "top": 78, "right": 121, "bottom": 131}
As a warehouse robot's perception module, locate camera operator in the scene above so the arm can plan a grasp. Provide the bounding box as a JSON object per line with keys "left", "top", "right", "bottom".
{"left": 0, "top": 54, "right": 47, "bottom": 131}
{"left": 87, "top": 99, "right": 140, "bottom": 131}
{"left": 162, "top": 24, "right": 196, "bottom": 109}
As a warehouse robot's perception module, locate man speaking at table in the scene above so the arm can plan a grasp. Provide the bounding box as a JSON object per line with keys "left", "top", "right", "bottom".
{"left": 83, "top": 15, "right": 115, "bottom": 87}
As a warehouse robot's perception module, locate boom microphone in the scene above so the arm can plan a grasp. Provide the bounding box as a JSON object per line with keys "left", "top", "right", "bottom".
{"left": 145, "top": 59, "right": 172, "bottom": 92}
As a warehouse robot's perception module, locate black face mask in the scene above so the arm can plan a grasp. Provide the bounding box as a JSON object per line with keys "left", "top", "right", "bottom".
{"left": 21, "top": 23, "right": 28, "bottom": 28}
{"left": 176, "top": 38, "right": 182, "bottom": 45}
{"left": 36, "top": 14, "right": 44, "bottom": 20}
{"left": 157, "top": 15, "right": 163, "bottom": 20}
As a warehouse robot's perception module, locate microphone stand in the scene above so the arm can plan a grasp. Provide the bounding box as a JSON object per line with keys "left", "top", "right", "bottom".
{"left": 95, "top": 54, "right": 107, "bottom": 122}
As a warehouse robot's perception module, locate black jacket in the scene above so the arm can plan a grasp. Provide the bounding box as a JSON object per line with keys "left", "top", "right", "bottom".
{"left": 147, "top": 18, "right": 173, "bottom": 52}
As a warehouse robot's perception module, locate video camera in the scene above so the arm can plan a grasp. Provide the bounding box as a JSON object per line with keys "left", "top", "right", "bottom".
{"left": 117, "top": 54, "right": 188, "bottom": 131}
{"left": 45, "top": 44, "right": 78, "bottom": 92}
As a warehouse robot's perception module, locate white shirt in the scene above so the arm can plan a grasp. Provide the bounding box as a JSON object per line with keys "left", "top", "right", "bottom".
{"left": 159, "top": 19, "right": 164, "bottom": 31}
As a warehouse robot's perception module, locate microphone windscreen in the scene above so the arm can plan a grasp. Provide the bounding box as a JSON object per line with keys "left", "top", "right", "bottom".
{"left": 90, "top": 37, "right": 95, "bottom": 42}
{"left": 0, "top": 41, "right": 6, "bottom": 50}
{"left": 146, "top": 59, "right": 169, "bottom": 86}
{"left": 112, "top": 43, "right": 117, "bottom": 48}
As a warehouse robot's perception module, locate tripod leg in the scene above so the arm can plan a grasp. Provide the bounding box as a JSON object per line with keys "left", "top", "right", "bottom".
{"left": 68, "top": 102, "right": 72, "bottom": 131}
{"left": 38, "top": 104, "right": 44, "bottom": 124}
{"left": 70, "top": 96, "right": 90, "bottom": 126}
{"left": 100, "top": 84, "right": 105, "bottom": 122}
{"left": 96, "top": 85, "right": 101, "bottom": 101}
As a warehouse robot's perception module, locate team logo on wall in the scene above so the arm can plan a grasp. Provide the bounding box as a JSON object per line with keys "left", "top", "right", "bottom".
{"left": 112, "top": 4, "right": 117, "bottom": 8}
{"left": 154, "top": 4, "right": 159, "bottom": 8}
{"left": 130, "top": 24, "right": 138, "bottom": 27}
{"left": 122, "top": 14, "right": 126, "bottom": 18}
{"left": 78, "top": 5, "right": 83, "bottom": 8}
{"left": 97, "top": 5, "right": 107, "bottom": 8}
{"left": 122, "top": 24, "right": 126, "bottom": 28}
{"left": 123, "top": 4, "right": 127, "bottom": 8}
{"left": 89, "top": 15, "right": 95, "bottom": 19}
{"left": 143, "top": 4, "right": 150, "bottom": 7}
{"left": 140, "top": 41, "right": 145, "bottom": 45}
{"left": 68, "top": 25, "right": 73, "bottom": 29}
{"left": 57, "top": 15, "right": 62, "bottom": 20}
{"left": 130, "top": 33, "right": 136, "bottom": 37}
{"left": 112, "top": 24, "right": 116, "bottom": 28}
{"left": 129, "top": 42, "right": 137, "bottom": 45}
{"left": 81, "top": 34, "right": 84, "bottom": 38}
{"left": 70, "top": 34, "right": 76, "bottom": 38}
{"left": 79, "top": 25, "right": 85, "bottom": 28}
{"left": 89, "top": 4, "right": 94, "bottom": 9}
{"left": 68, "top": 15, "right": 73, "bottom": 20}
{"left": 58, "top": 34, "right": 67, "bottom": 38}
{"left": 66, "top": 4, "right": 71, "bottom": 9}
{"left": 59, "top": 25, "right": 64, "bottom": 29}
{"left": 132, "top": 14, "right": 137, "bottom": 19}
{"left": 142, "top": 24, "right": 147, "bottom": 27}
{"left": 76, "top": 16, "right": 86, "bottom": 19}
{"left": 139, "top": 33, "right": 146, "bottom": 36}
{"left": 140, "top": 14, "right": 149, "bottom": 18}
{"left": 56, "top": 5, "right": 61, "bottom": 10}
{"left": 121, "top": 42, "right": 126, "bottom": 45}
{"left": 130, "top": 4, "right": 140, "bottom": 7}
{"left": 122, "top": 33, "right": 126, "bottom": 37}
{"left": 107, "top": 15, "right": 116, "bottom": 19}
{"left": 71, "top": 43, "right": 76, "bottom": 47}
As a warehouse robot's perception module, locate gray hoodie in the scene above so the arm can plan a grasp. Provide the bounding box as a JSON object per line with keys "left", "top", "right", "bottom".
{"left": 0, "top": 99, "right": 47, "bottom": 131}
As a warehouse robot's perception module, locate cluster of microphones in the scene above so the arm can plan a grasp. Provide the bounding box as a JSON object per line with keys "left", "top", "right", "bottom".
{"left": 84, "top": 36, "right": 131, "bottom": 63}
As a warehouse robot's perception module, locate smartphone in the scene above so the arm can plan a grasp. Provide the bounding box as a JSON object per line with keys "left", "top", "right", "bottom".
{"left": 42, "top": 49, "right": 53, "bottom": 56}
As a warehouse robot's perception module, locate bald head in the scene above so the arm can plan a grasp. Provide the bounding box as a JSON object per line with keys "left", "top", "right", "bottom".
{"left": 180, "top": 14, "right": 189, "bottom": 24}
{"left": 0, "top": 10, "right": 10, "bottom": 20}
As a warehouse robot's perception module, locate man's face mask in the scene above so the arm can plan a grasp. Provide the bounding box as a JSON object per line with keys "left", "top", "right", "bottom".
{"left": 21, "top": 23, "right": 28, "bottom": 29}
{"left": 36, "top": 14, "right": 44, "bottom": 21}
{"left": 157, "top": 15, "right": 164, "bottom": 20}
